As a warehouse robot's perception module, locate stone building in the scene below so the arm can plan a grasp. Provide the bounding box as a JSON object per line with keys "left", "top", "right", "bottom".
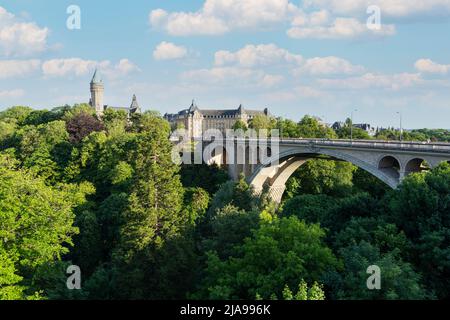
{"left": 89, "top": 70, "right": 141, "bottom": 118}
{"left": 164, "top": 101, "right": 270, "bottom": 138}
{"left": 332, "top": 121, "right": 376, "bottom": 136}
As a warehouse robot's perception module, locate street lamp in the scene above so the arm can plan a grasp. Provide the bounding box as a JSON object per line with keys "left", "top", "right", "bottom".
{"left": 397, "top": 112, "right": 403, "bottom": 141}
{"left": 350, "top": 109, "right": 358, "bottom": 141}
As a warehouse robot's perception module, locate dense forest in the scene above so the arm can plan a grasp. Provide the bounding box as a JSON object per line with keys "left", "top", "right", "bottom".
{"left": 0, "top": 104, "right": 449, "bottom": 300}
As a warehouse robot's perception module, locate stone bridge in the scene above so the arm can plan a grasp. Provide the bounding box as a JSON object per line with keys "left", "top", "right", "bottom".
{"left": 202, "top": 138, "right": 450, "bottom": 203}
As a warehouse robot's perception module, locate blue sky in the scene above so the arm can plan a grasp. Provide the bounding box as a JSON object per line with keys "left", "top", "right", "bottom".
{"left": 1, "top": 0, "right": 450, "bottom": 128}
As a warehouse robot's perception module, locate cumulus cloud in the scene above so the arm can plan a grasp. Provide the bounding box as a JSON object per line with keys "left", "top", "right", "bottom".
{"left": 294, "top": 56, "right": 365, "bottom": 76}
{"left": 180, "top": 43, "right": 379, "bottom": 92}
{"left": 148, "top": 0, "right": 449, "bottom": 39}
{"left": 318, "top": 72, "right": 422, "bottom": 90}
{"left": 0, "top": 6, "right": 49, "bottom": 57}
{"left": 303, "top": 0, "right": 450, "bottom": 19}
{"left": 415, "top": 59, "right": 450, "bottom": 74}
{"left": 42, "top": 58, "right": 105, "bottom": 77}
{"left": 180, "top": 66, "right": 283, "bottom": 88}
{"left": 214, "top": 44, "right": 303, "bottom": 67}
{"left": 153, "top": 42, "right": 188, "bottom": 60}
{"left": 42, "top": 58, "right": 139, "bottom": 78}
{"left": 0, "top": 59, "right": 41, "bottom": 79}
{"left": 287, "top": 16, "right": 395, "bottom": 39}
{"left": 149, "top": 0, "right": 297, "bottom": 36}
{"left": 259, "top": 74, "right": 284, "bottom": 87}
{"left": 0, "top": 89, "right": 25, "bottom": 98}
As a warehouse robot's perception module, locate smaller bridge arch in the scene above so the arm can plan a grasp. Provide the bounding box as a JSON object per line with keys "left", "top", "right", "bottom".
{"left": 378, "top": 155, "right": 401, "bottom": 181}
{"left": 404, "top": 158, "right": 430, "bottom": 176}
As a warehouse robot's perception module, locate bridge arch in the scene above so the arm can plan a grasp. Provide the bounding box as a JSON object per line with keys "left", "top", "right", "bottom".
{"left": 377, "top": 155, "right": 401, "bottom": 181}
{"left": 248, "top": 148, "right": 399, "bottom": 203}
{"left": 404, "top": 158, "right": 430, "bottom": 176}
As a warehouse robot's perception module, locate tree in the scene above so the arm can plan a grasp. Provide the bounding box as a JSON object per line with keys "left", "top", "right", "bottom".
{"left": 383, "top": 163, "right": 450, "bottom": 298}
{"left": 297, "top": 115, "right": 336, "bottom": 139}
{"left": 352, "top": 168, "right": 389, "bottom": 198}
{"left": 17, "top": 120, "right": 72, "bottom": 184}
{"left": 285, "top": 159, "right": 356, "bottom": 198}
{"left": 327, "top": 241, "right": 426, "bottom": 300}
{"left": 0, "top": 153, "right": 93, "bottom": 299}
{"left": 184, "top": 187, "right": 210, "bottom": 225}
{"left": 276, "top": 118, "right": 300, "bottom": 138}
{"left": 102, "top": 109, "right": 128, "bottom": 132}
{"left": 0, "top": 106, "right": 33, "bottom": 125}
{"left": 180, "top": 163, "right": 229, "bottom": 195}
{"left": 249, "top": 114, "right": 276, "bottom": 132}
{"left": 281, "top": 194, "right": 339, "bottom": 222}
{"left": 200, "top": 204, "right": 260, "bottom": 260}
{"left": 280, "top": 280, "right": 325, "bottom": 300}
{"left": 207, "top": 175, "right": 258, "bottom": 216}
{"left": 110, "top": 114, "right": 188, "bottom": 299}
{"left": 232, "top": 120, "right": 248, "bottom": 131}
{"left": 196, "top": 216, "right": 338, "bottom": 299}
{"left": 66, "top": 112, "right": 105, "bottom": 144}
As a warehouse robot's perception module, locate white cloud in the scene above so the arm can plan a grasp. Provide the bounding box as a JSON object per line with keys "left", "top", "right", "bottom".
{"left": 295, "top": 85, "right": 327, "bottom": 98}
{"left": 153, "top": 42, "right": 188, "bottom": 60}
{"left": 103, "top": 59, "right": 141, "bottom": 79}
{"left": 42, "top": 58, "right": 139, "bottom": 78}
{"left": 180, "top": 66, "right": 282, "bottom": 88}
{"left": 415, "top": 59, "right": 450, "bottom": 74}
{"left": 303, "top": 0, "right": 450, "bottom": 18}
{"left": 0, "top": 6, "right": 49, "bottom": 57}
{"left": 213, "top": 44, "right": 363, "bottom": 77}
{"left": 42, "top": 58, "right": 105, "bottom": 77}
{"left": 148, "top": 0, "right": 448, "bottom": 40}
{"left": 259, "top": 74, "right": 284, "bottom": 87}
{"left": 149, "top": 9, "right": 169, "bottom": 27}
{"left": 294, "top": 56, "right": 365, "bottom": 76}
{"left": 287, "top": 16, "right": 395, "bottom": 39}
{"left": 0, "top": 59, "right": 41, "bottom": 79}
{"left": 0, "top": 89, "right": 25, "bottom": 98}
{"left": 149, "top": 0, "right": 298, "bottom": 36}
{"left": 318, "top": 72, "right": 422, "bottom": 90}
{"left": 215, "top": 44, "right": 303, "bottom": 67}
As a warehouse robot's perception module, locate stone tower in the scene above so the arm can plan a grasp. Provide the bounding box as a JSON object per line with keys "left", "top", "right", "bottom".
{"left": 90, "top": 69, "right": 104, "bottom": 116}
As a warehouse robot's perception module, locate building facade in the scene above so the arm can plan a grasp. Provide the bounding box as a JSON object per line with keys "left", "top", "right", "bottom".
{"left": 332, "top": 121, "right": 376, "bottom": 136}
{"left": 164, "top": 102, "right": 269, "bottom": 138}
{"left": 89, "top": 70, "right": 141, "bottom": 118}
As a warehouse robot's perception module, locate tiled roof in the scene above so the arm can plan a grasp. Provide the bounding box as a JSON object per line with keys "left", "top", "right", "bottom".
{"left": 167, "top": 105, "right": 268, "bottom": 118}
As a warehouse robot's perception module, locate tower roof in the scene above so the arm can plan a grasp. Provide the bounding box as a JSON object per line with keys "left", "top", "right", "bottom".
{"left": 91, "top": 69, "right": 102, "bottom": 84}
{"left": 130, "top": 94, "right": 140, "bottom": 110}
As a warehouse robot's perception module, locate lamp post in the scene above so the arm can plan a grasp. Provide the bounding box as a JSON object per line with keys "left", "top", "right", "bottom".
{"left": 350, "top": 109, "right": 358, "bottom": 141}
{"left": 397, "top": 112, "right": 403, "bottom": 141}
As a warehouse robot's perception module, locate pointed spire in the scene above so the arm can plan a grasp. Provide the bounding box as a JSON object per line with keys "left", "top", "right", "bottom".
{"left": 130, "top": 94, "right": 140, "bottom": 111}
{"left": 238, "top": 104, "right": 243, "bottom": 114}
{"left": 189, "top": 99, "right": 199, "bottom": 113}
{"left": 91, "top": 69, "right": 102, "bottom": 84}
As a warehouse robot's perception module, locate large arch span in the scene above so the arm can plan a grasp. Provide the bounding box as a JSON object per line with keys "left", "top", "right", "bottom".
{"left": 248, "top": 148, "right": 400, "bottom": 203}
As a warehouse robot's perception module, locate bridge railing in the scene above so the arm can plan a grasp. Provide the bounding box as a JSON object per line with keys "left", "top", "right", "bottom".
{"left": 277, "top": 138, "right": 450, "bottom": 153}
{"left": 172, "top": 136, "right": 450, "bottom": 154}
